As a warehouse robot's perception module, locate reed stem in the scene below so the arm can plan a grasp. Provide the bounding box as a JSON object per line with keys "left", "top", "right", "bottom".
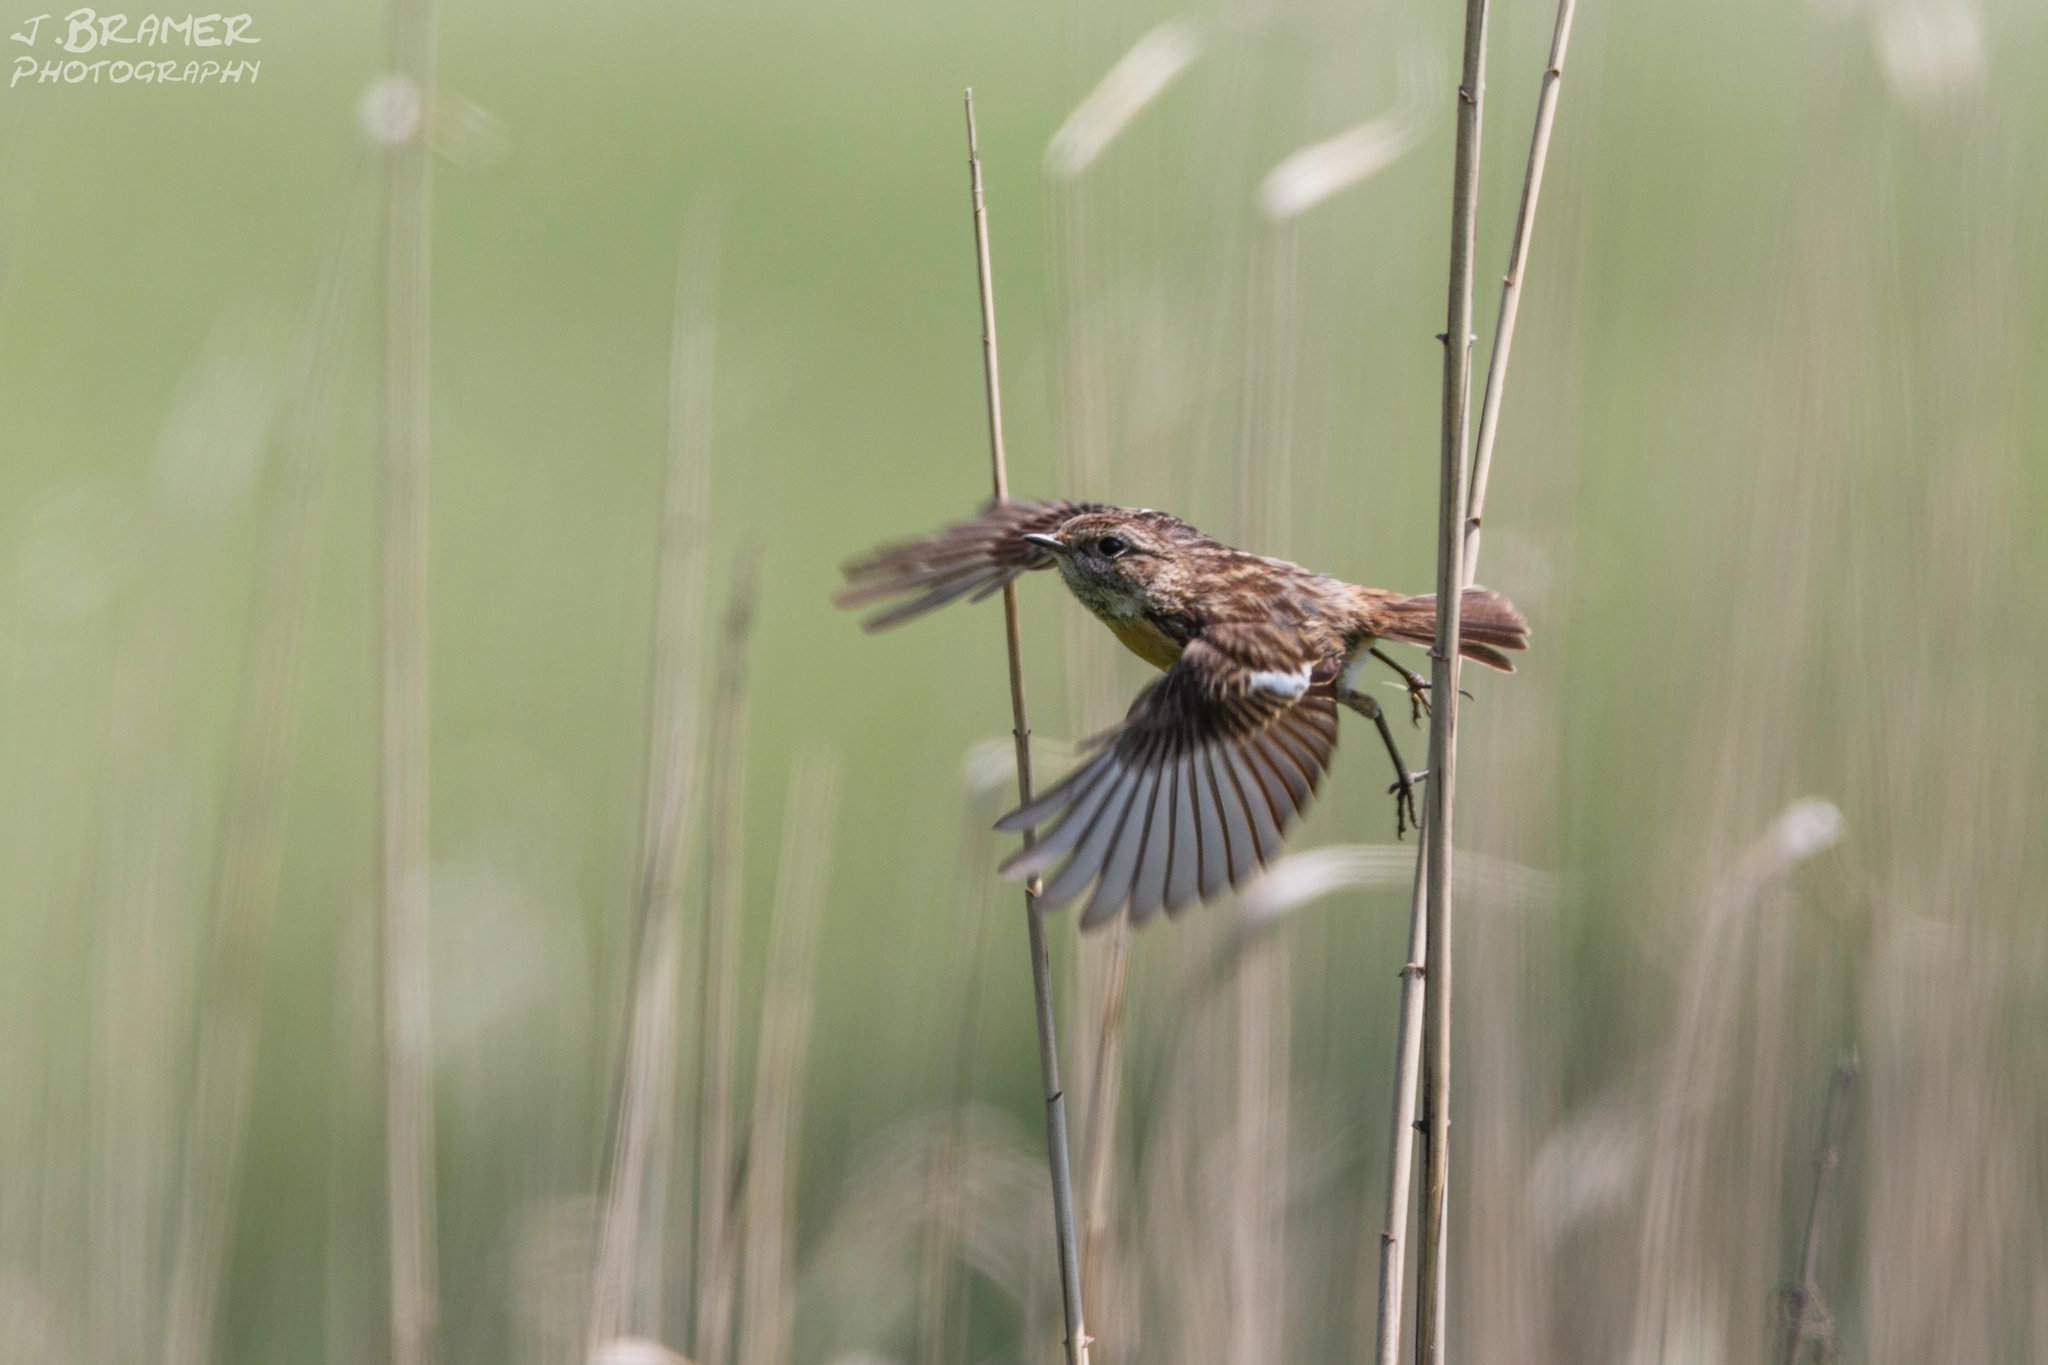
{"left": 1463, "top": 0, "right": 1579, "bottom": 585}
{"left": 588, "top": 227, "right": 717, "bottom": 1353}
{"left": 1369, "top": 822, "right": 1428, "bottom": 1365}
{"left": 965, "top": 88, "right": 1092, "bottom": 1365}
{"left": 1781, "top": 1051, "right": 1858, "bottom": 1365}
{"left": 737, "top": 748, "right": 840, "bottom": 1365}
{"left": 161, "top": 168, "right": 375, "bottom": 1365}
{"left": 1386, "top": 1, "right": 1580, "bottom": 1356}
{"left": 1417, "top": 0, "right": 1490, "bottom": 1359}
{"left": 692, "top": 548, "right": 762, "bottom": 1365}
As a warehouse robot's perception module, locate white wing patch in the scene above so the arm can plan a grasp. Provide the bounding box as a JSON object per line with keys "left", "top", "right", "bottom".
{"left": 1246, "top": 664, "right": 1312, "bottom": 700}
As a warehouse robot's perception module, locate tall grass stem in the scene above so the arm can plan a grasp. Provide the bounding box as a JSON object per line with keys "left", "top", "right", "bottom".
{"left": 1417, "top": 0, "right": 1491, "bottom": 1359}
{"left": 588, "top": 226, "right": 718, "bottom": 1352}
{"left": 737, "top": 748, "right": 840, "bottom": 1365}
{"left": 964, "top": 88, "right": 1092, "bottom": 1365}
{"left": 1076, "top": 923, "right": 1127, "bottom": 1330}
{"left": 378, "top": 1, "right": 443, "bottom": 1358}
{"left": 1369, "top": 825, "right": 1429, "bottom": 1365}
{"left": 160, "top": 168, "right": 376, "bottom": 1365}
{"left": 1781, "top": 1051, "right": 1858, "bottom": 1365}
{"left": 1462, "top": 0, "right": 1579, "bottom": 585}
{"left": 692, "top": 547, "right": 762, "bottom": 1365}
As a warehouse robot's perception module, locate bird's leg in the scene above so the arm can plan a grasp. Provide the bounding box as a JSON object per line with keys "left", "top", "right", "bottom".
{"left": 1335, "top": 685, "right": 1424, "bottom": 839}
{"left": 1370, "top": 646, "right": 1433, "bottom": 726}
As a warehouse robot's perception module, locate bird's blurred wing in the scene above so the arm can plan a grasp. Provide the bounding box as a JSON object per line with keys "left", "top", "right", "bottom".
{"left": 996, "top": 624, "right": 1338, "bottom": 928}
{"left": 835, "top": 498, "right": 1105, "bottom": 631}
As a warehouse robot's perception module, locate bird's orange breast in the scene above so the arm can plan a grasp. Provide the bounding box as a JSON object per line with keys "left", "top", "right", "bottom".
{"left": 1105, "top": 612, "right": 1186, "bottom": 671}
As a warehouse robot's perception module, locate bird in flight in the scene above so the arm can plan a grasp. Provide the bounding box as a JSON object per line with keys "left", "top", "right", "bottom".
{"left": 836, "top": 500, "right": 1528, "bottom": 929}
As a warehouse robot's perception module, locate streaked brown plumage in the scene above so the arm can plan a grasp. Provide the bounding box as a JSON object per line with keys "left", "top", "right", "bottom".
{"left": 836, "top": 500, "right": 1529, "bottom": 929}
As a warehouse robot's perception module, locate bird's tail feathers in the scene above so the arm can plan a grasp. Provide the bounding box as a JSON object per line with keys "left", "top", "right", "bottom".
{"left": 1376, "top": 587, "right": 1530, "bottom": 672}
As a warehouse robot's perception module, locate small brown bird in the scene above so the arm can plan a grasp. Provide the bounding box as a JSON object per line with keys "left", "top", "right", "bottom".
{"left": 836, "top": 500, "right": 1528, "bottom": 928}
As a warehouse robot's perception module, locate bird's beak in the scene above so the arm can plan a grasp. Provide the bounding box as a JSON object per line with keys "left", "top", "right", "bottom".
{"left": 1023, "top": 533, "right": 1070, "bottom": 557}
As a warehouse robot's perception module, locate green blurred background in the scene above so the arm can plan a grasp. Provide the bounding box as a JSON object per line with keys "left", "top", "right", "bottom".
{"left": 3, "top": 0, "right": 2046, "bottom": 1361}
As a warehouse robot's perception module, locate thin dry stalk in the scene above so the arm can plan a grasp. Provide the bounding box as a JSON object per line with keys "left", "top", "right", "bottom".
{"left": 915, "top": 1145, "right": 964, "bottom": 1365}
{"left": 1462, "top": 0, "right": 1579, "bottom": 584}
{"left": 915, "top": 790, "right": 1008, "bottom": 1365}
{"left": 159, "top": 169, "right": 377, "bottom": 1365}
{"left": 1390, "top": 1, "right": 1582, "bottom": 1355}
{"left": 1781, "top": 1051, "right": 1858, "bottom": 1365}
{"left": 325, "top": 905, "right": 386, "bottom": 1365}
{"left": 1231, "top": 940, "right": 1291, "bottom": 1365}
{"left": 588, "top": 228, "right": 719, "bottom": 1351}
{"left": 737, "top": 747, "right": 840, "bottom": 1365}
{"left": 693, "top": 547, "right": 763, "bottom": 1365}
{"left": 1370, "top": 825, "right": 1429, "bottom": 1365}
{"left": 1416, "top": 0, "right": 1491, "bottom": 1359}
{"left": 1135, "top": 985, "right": 1233, "bottom": 1365}
{"left": 964, "top": 89, "right": 1091, "bottom": 1365}
{"left": 1077, "top": 923, "right": 1128, "bottom": 1332}
{"left": 1628, "top": 800, "right": 1843, "bottom": 1360}
{"left": 378, "top": 2, "right": 444, "bottom": 1359}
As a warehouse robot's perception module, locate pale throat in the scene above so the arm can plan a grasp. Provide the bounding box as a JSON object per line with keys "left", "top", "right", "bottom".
{"left": 1058, "top": 564, "right": 1144, "bottom": 620}
{"left": 1060, "top": 569, "right": 1183, "bottom": 671}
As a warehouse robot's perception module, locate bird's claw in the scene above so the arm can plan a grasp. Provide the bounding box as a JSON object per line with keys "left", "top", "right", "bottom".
{"left": 1404, "top": 676, "right": 1431, "bottom": 726}
{"left": 1388, "top": 769, "right": 1428, "bottom": 839}
{"left": 1370, "top": 647, "right": 1435, "bottom": 727}
{"left": 1381, "top": 675, "right": 1478, "bottom": 724}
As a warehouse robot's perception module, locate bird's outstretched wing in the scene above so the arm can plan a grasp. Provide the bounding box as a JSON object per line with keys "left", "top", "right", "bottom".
{"left": 996, "top": 623, "right": 1338, "bottom": 928}
{"left": 835, "top": 499, "right": 1106, "bottom": 631}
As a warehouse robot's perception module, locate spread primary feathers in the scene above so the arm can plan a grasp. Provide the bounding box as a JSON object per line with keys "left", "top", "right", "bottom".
{"left": 837, "top": 499, "right": 1528, "bottom": 929}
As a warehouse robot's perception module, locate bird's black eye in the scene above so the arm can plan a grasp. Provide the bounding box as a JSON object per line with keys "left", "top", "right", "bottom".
{"left": 1098, "top": 536, "right": 1128, "bottom": 558}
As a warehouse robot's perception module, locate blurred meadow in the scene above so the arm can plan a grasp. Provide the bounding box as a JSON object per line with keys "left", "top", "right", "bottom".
{"left": 3, "top": 0, "right": 2047, "bottom": 1362}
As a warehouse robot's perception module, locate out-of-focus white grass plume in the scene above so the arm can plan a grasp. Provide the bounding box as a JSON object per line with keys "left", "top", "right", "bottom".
{"left": 589, "top": 1337, "right": 693, "bottom": 1365}
{"left": 1237, "top": 841, "right": 1558, "bottom": 934}
{"left": 1258, "top": 45, "right": 1443, "bottom": 221}
{"left": 1727, "top": 797, "right": 1844, "bottom": 902}
{"left": 1873, "top": 0, "right": 1986, "bottom": 107}
{"left": 1045, "top": 18, "right": 1208, "bottom": 179}
{"left": 358, "top": 74, "right": 424, "bottom": 147}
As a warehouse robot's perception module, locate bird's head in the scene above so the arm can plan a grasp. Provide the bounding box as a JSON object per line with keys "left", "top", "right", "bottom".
{"left": 1024, "top": 508, "right": 1195, "bottom": 619}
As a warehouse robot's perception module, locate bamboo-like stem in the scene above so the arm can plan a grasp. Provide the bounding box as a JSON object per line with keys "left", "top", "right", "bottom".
{"left": 1387, "top": 2, "right": 1579, "bottom": 1358}
{"left": 1369, "top": 823, "right": 1429, "bottom": 1365}
{"left": 1781, "top": 1051, "right": 1858, "bottom": 1365}
{"left": 738, "top": 748, "right": 840, "bottom": 1365}
{"left": 379, "top": 2, "right": 442, "bottom": 1360}
{"left": 160, "top": 168, "right": 376, "bottom": 1365}
{"left": 693, "top": 547, "right": 762, "bottom": 1365}
{"left": 587, "top": 228, "right": 718, "bottom": 1353}
{"left": 1416, "top": 0, "right": 1490, "bottom": 1359}
{"left": 964, "top": 88, "right": 1092, "bottom": 1365}
{"left": 1462, "top": 0, "right": 1579, "bottom": 586}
